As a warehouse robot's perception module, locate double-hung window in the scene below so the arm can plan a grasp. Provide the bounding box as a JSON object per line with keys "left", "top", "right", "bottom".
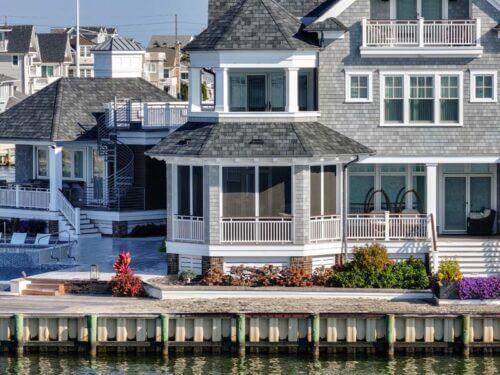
{"left": 41, "top": 66, "right": 54, "bottom": 78}
{"left": 381, "top": 72, "right": 462, "bottom": 126}
{"left": 470, "top": 71, "right": 497, "bottom": 102}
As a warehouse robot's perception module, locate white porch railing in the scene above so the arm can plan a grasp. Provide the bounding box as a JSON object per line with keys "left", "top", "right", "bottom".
{"left": 221, "top": 217, "right": 293, "bottom": 244}
{"left": 347, "top": 212, "right": 428, "bottom": 241}
{"left": 310, "top": 215, "right": 341, "bottom": 242}
{"left": 362, "top": 18, "right": 480, "bottom": 47}
{"left": 0, "top": 186, "right": 50, "bottom": 210}
{"left": 173, "top": 215, "right": 204, "bottom": 242}
{"left": 57, "top": 190, "right": 80, "bottom": 235}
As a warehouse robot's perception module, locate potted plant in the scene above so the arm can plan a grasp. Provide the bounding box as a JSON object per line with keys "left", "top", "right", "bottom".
{"left": 436, "top": 259, "right": 463, "bottom": 299}
{"left": 179, "top": 270, "right": 197, "bottom": 284}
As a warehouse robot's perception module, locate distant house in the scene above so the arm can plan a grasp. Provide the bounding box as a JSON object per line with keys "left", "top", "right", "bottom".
{"left": 0, "top": 25, "right": 41, "bottom": 95}
{"left": 0, "top": 74, "right": 26, "bottom": 113}
{"left": 35, "top": 33, "right": 73, "bottom": 92}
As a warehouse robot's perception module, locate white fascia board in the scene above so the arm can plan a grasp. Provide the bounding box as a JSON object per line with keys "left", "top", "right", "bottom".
{"left": 189, "top": 50, "right": 318, "bottom": 69}
{"left": 315, "top": 0, "right": 358, "bottom": 23}
{"left": 360, "top": 47, "right": 483, "bottom": 58}
{"left": 83, "top": 209, "right": 166, "bottom": 221}
{"left": 360, "top": 156, "right": 500, "bottom": 164}
{"left": 0, "top": 208, "right": 59, "bottom": 221}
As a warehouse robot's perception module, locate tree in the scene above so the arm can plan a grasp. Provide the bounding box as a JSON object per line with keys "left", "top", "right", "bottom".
{"left": 180, "top": 81, "right": 189, "bottom": 101}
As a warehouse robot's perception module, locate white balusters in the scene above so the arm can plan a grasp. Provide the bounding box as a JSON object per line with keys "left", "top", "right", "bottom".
{"left": 173, "top": 215, "right": 204, "bottom": 242}
{"left": 310, "top": 215, "right": 341, "bottom": 242}
{"left": 220, "top": 217, "right": 293, "bottom": 243}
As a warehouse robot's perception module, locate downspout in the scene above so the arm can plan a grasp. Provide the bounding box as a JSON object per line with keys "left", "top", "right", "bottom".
{"left": 341, "top": 156, "right": 359, "bottom": 264}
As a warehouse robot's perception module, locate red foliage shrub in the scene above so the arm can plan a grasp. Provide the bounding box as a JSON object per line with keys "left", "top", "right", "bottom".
{"left": 281, "top": 267, "right": 313, "bottom": 287}
{"left": 110, "top": 251, "right": 143, "bottom": 297}
{"left": 311, "top": 266, "right": 335, "bottom": 286}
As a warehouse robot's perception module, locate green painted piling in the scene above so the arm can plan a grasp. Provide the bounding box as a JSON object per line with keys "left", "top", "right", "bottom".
{"left": 386, "top": 314, "right": 395, "bottom": 359}
{"left": 237, "top": 314, "right": 246, "bottom": 357}
{"left": 462, "top": 315, "right": 470, "bottom": 358}
{"left": 161, "top": 314, "right": 169, "bottom": 357}
{"left": 87, "top": 315, "right": 98, "bottom": 357}
{"left": 13, "top": 314, "right": 24, "bottom": 355}
{"left": 311, "top": 314, "right": 320, "bottom": 358}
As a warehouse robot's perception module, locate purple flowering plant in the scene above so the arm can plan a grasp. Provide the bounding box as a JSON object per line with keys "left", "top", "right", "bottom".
{"left": 458, "top": 277, "right": 500, "bottom": 300}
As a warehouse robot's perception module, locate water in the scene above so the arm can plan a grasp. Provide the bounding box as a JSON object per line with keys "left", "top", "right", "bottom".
{"left": 0, "top": 354, "right": 498, "bottom": 374}
{"left": 0, "top": 165, "right": 15, "bottom": 182}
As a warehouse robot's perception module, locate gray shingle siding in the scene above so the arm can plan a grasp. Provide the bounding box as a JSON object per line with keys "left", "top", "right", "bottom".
{"left": 14, "top": 145, "right": 33, "bottom": 183}
{"left": 318, "top": 0, "right": 500, "bottom": 156}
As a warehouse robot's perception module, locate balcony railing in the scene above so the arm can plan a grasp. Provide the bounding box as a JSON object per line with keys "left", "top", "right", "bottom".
{"left": 0, "top": 186, "right": 50, "bottom": 210}
{"left": 0, "top": 40, "right": 8, "bottom": 52}
{"left": 347, "top": 213, "right": 428, "bottom": 241}
{"left": 310, "top": 215, "right": 341, "bottom": 242}
{"left": 362, "top": 18, "right": 481, "bottom": 53}
{"left": 173, "top": 215, "right": 204, "bottom": 243}
{"left": 221, "top": 217, "right": 293, "bottom": 244}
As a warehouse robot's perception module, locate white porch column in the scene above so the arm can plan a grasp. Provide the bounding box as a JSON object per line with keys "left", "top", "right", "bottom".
{"left": 336, "top": 164, "right": 344, "bottom": 215}
{"left": 214, "top": 67, "right": 228, "bottom": 112}
{"left": 426, "top": 163, "right": 438, "bottom": 235}
{"left": 188, "top": 67, "right": 202, "bottom": 112}
{"left": 49, "top": 146, "right": 63, "bottom": 212}
{"left": 286, "top": 67, "right": 299, "bottom": 113}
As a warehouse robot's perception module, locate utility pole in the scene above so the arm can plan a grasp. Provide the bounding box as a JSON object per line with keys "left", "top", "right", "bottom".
{"left": 175, "top": 14, "right": 178, "bottom": 44}
{"left": 76, "top": 0, "right": 80, "bottom": 77}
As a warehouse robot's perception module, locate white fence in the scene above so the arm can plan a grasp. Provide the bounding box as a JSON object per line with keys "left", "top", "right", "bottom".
{"left": 0, "top": 186, "right": 50, "bottom": 210}
{"left": 363, "top": 18, "right": 480, "bottom": 47}
{"left": 57, "top": 190, "right": 80, "bottom": 235}
{"left": 347, "top": 213, "right": 428, "bottom": 241}
{"left": 310, "top": 215, "right": 341, "bottom": 242}
{"left": 221, "top": 217, "right": 293, "bottom": 244}
{"left": 173, "top": 215, "right": 204, "bottom": 242}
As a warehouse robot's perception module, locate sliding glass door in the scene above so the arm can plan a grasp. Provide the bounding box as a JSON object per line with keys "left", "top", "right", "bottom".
{"left": 395, "top": 0, "right": 442, "bottom": 19}
{"left": 247, "top": 75, "right": 266, "bottom": 112}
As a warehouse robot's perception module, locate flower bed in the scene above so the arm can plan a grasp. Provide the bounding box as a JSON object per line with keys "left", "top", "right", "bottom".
{"left": 459, "top": 277, "right": 500, "bottom": 300}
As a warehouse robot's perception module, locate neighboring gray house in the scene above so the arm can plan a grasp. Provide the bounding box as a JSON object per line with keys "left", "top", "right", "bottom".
{"left": 35, "top": 33, "right": 73, "bottom": 92}
{"left": 148, "top": 0, "right": 500, "bottom": 276}
{"left": 0, "top": 74, "right": 26, "bottom": 113}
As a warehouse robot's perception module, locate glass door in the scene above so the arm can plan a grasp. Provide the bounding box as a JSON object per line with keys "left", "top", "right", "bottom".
{"left": 396, "top": 0, "right": 417, "bottom": 19}
{"left": 92, "top": 149, "right": 105, "bottom": 204}
{"left": 470, "top": 176, "right": 492, "bottom": 213}
{"left": 444, "top": 176, "right": 467, "bottom": 232}
{"left": 269, "top": 72, "right": 286, "bottom": 112}
{"left": 247, "top": 75, "right": 266, "bottom": 112}
{"left": 421, "top": 0, "right": 442, "bottom": 19}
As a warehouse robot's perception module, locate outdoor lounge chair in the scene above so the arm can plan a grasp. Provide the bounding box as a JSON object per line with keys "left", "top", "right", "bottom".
{"left": 34, "top": 233, "right": 50, "bottom": 245}
{"left": 467, "top": 209, "right": 496, "bottom": 236}
{"left": 10, "top": 232, "right": 27, "bottom": 245}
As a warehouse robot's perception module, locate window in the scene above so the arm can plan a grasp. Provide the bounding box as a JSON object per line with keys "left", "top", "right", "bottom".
{"left": 345, "top": 71, "right": 372, "bottom": 102}
{"left": 181, "top": 72, "right": 189, "bottom": 80}
{"left": 80, "top": 69, "right": 92, "bottom": 78}
{"left": 177, "top": 166, "right": 204, "bottom": 217}
{"left": 470, "top": 71, "right": 497, "bottom": 102}
{"left": 79, "top": 46, "right": 91, "bottom": 58}
{"left": 149, "top": 63, "right": 157, "bottom": 73}
{"left": 164, "top": 69, "right": 170, "bottom": 78}
{"left": 62, "top": 150, "right": 84, "bottom": 180}
{"left": 259, "top": 167, "right": 292, "bottom": 217}
{"left": 298, "top": 69, "right": 317, "bottom": 111}
{"left": 393, "top": 0, "right": 444, "bottom": 19}
{"left": 12, "top": 55, "right": 19, "bottom": 66}
{"left": 41, "top": 66, "right": 54, "bottom": 78}
{"left": 37, "top": 148, "right": 48, "bottom": 178}
{"left": 381, "top": 72, "right": 462, "bottom": 126}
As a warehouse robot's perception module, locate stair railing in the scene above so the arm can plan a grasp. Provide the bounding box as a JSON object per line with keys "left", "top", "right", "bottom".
{"left": 57, "top": 190, "right": 81, "bottom": 235}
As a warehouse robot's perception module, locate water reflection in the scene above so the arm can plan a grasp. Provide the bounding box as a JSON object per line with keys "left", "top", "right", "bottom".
{"left": 0, "top": 354, "right": 498, "bottom": 375}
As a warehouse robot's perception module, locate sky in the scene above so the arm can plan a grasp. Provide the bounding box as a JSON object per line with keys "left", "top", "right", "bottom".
{"left": 0, "top": 0, "right": 209, "bottom": 44}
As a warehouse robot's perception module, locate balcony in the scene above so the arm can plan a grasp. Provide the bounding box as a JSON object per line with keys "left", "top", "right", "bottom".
{"left": 0, "top": 185, "right": 50, "bottom": 210}
{"left": 346, "top": 213, "right": 428, "bottom": 241}
{"left": 220, "top": 217, "right": 293, "bottom": 244}
{"left": 173, "top": 215, "right": 205, "bottom": 243}
{"left": 361, "top": 18, "right": 483, "bottom": 58}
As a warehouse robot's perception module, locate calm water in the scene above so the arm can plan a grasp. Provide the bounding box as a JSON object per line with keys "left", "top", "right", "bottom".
{"left": 0, "top": 354, "right": 498, "bottom": 375}
{"left": 0, "top": 165, "right": 15, "bottom": 182}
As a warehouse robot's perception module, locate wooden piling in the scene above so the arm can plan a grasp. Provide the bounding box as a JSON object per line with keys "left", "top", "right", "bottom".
{"left": 237, "top": 314, "right": 246, "bottom": 357}
{"left": 462, "top": 314, "right": 470, "bottom": 358}
{"left": 14, "top": 314, "right": 24, "bottom": 355}
{"left": 386, "top": 314, "right": 395, "bottom": 359}
{"left": 87, "top": 315, "right": 97, "bottom": 357}
{"left": 160, "top": 314, "right": 169, "bottom": 357}
{"left": 311, "top": 314, "right": 320, "bottom": 358}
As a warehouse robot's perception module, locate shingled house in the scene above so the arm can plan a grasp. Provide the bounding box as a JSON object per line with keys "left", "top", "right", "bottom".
{"left": 148, "top": 0, "right": 500, "bottom": 276}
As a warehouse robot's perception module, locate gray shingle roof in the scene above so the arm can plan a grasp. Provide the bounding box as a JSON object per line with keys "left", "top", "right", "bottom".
{"left": 0, "top": 74, "right": 17, "bottom": 83}
{"left": 0, "top": 78, "right": 176, "bottom": 142}
{"left": 305, "top": 18, "right": 347, "bottom": 32}
{"left": 147, "top": 121, "right": 373, "bottom": 158}
{"left": 93, "top": 35, "right": 144, "bottom": 52}
{"left": 186, "top": 0, "right": 319, "bottom": 51}
{"left": 148, "top": 35, "right": 194, "bottom": 49}
{"left": 2, "top": 25, "right": 34, "bottom": 54}
{"left": 37, "top": 33, "right": 69, "bottom": 63}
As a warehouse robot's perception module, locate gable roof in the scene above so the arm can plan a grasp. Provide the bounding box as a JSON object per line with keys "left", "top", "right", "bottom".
{"left": 37, "top": 33, "right": 70, "bottom": 63}
{"left": 1, "top": 25, "right": 35, "bottom": 54}
{"left": 93, "top": 35, "right": 144, "bottom": 52}
{"left": 148, "top": 35, "right": 194, "bottom": 49}
{"left": 147, "top": 47, "right": 177, "bottom": 66}
{"left": 147, "top": 121, "right": 373, "bottom": 158}
{"left": 186, "top": 0, "right": 319, "bottom": 51}
{"left": 0, "top": 78, "right": 176, "bottom": 142}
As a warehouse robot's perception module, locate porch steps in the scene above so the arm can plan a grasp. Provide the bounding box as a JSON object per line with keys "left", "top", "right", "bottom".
{"left": 22, "top": 280, "right": 65, "bottom": 296}
{"left": 436, "top": 239, "right": 500, "bottom": 276}
{"left": 59, "top": 213, "right": 101, "bottom": 239}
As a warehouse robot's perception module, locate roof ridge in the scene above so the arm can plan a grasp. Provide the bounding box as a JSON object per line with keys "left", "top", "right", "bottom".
{"left": 52, "top": 79, "right": 64, "bottom": 141}
{"left": 211, "top": 0, "right": 251, "bottom": 49}
{"left": 198, "top": 122, "right": 219, "bottom": 156}
{"left": 290, "top": 122, "right": 312, "bottom": 156}
{"left": 259, "top": 0, "right": 296, "bottom": 49}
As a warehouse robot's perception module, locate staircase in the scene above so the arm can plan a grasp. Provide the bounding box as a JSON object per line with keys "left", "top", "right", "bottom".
{"left": 59, "top": 212, "right": 100, "bottom": 239}
{"left": 22, "top": 280, "right": 65, "bottom": 296}
{"left": 435, "top": 237, "right": 500, "bottom": 276}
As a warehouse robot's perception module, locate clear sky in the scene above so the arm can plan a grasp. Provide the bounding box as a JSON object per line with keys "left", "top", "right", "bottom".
{"left": 0, "top": 0, "right": 209, "bottom": 44}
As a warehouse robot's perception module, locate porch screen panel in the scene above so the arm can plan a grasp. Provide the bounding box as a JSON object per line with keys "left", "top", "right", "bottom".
{"left": 310, "top": 166, "right": 322, "bottom": 217}
{"left": 349, "top": 175, "right": 374, "bottom": 213}
{"left": 229, "top": 74, "right": 247, "bottom": 112}
{"left": 247, "top": 75, "right": 266, "bottom": 112}
{"left": 324, "top": 165, "right": 337, "bottom": 215}
{"left": 259, "top": 167, "right": 291, "bottom": 217}
{"left": 396, "top": 0, "right": 417, "bottom": 19}
{"left": 177, "top": 166, "right": 190, "bottom": 216}
{"left": 192, "top": 166, "right": 203, "bottom": 217}
{"left": 470, "top": 177, "right": 491, "bottom": 212}
{"left": 421, "top": 0, "right": 442, "bottom": 19}
{"left": 223, "top": 167, "right": 255, "bottom": 217}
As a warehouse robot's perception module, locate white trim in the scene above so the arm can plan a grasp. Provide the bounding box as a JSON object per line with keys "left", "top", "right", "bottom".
{"left": 379, "top": 70, "right": 463, "bottom": 127}
{"left": 469, "top": 70, "right": 498, "bottom": 103}
{"left": 360, "top": 47, "right": 483, "bottom": 59}
{"left": 361, "top": 156, "right": 500, "bottom": 164}
{"left": 188, "top": 111, "right": 320, "bottom": 121}
{"left": 344, "top": 70, "right": 373, "bottom": 103}
{"left": 486, "top": 0, "right": 500, "bottom": 11}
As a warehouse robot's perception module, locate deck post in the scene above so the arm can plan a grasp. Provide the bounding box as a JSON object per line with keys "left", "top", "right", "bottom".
{"left": 160, "top": 314, "right": 169, "bottom": 357}
{"left": 237, "top": 314, "right": 246, "bottom": 357}
{"left": 386, "top": 314, "right": 395, "bottom": 359}
{"left": 462, "top": 314, "right": 470, "bottom": 358}
{"left": 311, "top": 314, "right": 320, "bottom": 358}
{"left": 87, "top": 315, "right": 98, "bottom": 357}
{"left": 13, "top": 314, "right": 24, "bottom": 355}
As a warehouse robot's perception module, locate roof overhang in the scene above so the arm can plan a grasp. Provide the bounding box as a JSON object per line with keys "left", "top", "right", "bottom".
{"left": 360, "top": 46, "right": 484, "bottom": 59}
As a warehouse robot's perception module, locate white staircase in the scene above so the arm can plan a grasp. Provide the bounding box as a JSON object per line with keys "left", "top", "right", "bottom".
{"left": 435, "top": 238, "right": 500, "bottom": 276}
{"left": 59, "top": 212, "right": 101, "bottom": 239}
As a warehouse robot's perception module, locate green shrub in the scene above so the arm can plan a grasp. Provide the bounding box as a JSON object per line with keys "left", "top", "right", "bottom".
{"left": 352, "top": 243, "right": 390, "bottom": 270}
{"left": 158, "top": 240, "right": 166, "bottom": 253}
